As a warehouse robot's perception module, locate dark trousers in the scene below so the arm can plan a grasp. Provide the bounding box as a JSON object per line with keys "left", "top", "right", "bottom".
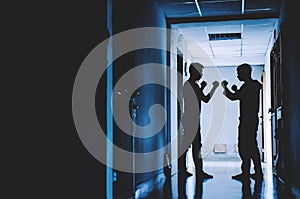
{"left": 238, "top": 120, "right": 263, "bottom": 176}
{"left": 179, "top": 126, "right": 203, "bottom": 173}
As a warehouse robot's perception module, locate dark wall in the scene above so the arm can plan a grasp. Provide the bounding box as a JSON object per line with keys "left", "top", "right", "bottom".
{"left": 280, "top": 0, "right": 300, "bottom": 192}
{"left": 112, "top": 0, "right": 166, "bottom": 33}
{"left": 27, "top": 0, "right": 109, "bottom": 198}
{"left": 111, "top": 0, "right": 167, "bottom": 198}
{"left": 66, "top": 1, "right": 108, "bottom": 198}
{"left": 76, "top": 1, "right": 108, "bottom": 198}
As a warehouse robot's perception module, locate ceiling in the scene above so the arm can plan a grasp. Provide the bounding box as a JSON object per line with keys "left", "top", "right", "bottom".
{"left": 156, "top": 0, "right": 283, "bottom": 66}
{"left": 156, "top": 0, "right": 282, "bottom": 18}
{"left": 172, "top": 18, "right": 277, "bottom": 65}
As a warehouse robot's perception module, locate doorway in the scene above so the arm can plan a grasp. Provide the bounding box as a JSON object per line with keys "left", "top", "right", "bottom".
{"left": 169, "top": 17, "right": 278, "bottom": 171}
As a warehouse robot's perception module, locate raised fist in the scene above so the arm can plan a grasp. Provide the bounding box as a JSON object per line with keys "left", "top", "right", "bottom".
{"left": 212, "top": 81, "right": 219, "bottom": 87}
{"left": 221, "top": 80, "right": 228, "bottom": 87}
{"left": 231, "top": 85, "right": 238, "bottom": 92}
{"left": 200, "top": 81, "right": 207, "bottom": 88}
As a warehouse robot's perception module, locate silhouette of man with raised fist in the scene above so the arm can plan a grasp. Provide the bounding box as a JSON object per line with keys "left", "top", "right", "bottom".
{"left": 179, "top": 62, "right": 219, "bottom": 179}
{"left": 222, "top": 63, "right": 263, "bottom": 181}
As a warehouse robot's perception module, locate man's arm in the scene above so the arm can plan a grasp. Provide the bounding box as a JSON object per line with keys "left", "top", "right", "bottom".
{"left": 201, "top": 81, "right": 219, "bottom": 103}
{"left": 221, "top": 80, "right": 239, "bottom": 101}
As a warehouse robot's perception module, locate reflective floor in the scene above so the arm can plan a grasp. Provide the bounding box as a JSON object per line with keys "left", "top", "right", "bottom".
{"left": 139, "top": 160, "right": 296, "bottom": 199}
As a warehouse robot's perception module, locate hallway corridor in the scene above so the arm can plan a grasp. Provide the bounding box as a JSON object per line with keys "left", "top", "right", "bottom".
{"left": 70, "top": 1, "right": 300, "bottom": 199}
{"left": 137, "top": 161, "right": 295, "bottom": 199}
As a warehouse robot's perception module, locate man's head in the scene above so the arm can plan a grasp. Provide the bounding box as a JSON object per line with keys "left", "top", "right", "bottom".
{"left": 189, "top": 63, "right": 203, "bottom": 81}
{"left": 237, "top": 63, "right": 252, "bottom": 81}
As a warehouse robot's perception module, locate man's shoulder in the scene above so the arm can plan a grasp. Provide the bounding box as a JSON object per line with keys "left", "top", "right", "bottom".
{"left": 249, "top": 79, "right": 262, "bottom": 89}
{"left": 253, "top": 80, "right": 262, "bottom": 89}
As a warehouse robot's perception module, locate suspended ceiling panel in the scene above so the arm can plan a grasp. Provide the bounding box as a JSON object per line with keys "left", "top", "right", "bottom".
{"left": 171, "top": 18, "right": 277, "bottom": 65}
{"left": 156, "top": 0, "right": 283, "bottom": 18}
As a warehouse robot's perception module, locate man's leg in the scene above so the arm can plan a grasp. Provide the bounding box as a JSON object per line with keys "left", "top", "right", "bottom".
{"left": 250, "top": 138, "right": 263, "bottom": 180}
{"left": 192, "top": 131, "right": 213, "bottom": 179}
{"left": 178, "top": 134, "right": 192, "bottom": 176}
{"left": 240, "top": 145, "right": 251, "bottom": 176}
{"left": 178, "top": 150, "right": 188, "bottom": 172}
{"left": 232, "top": 140, "right": 250, "bottom": 180}
{"left": 233, "top": 125, "right": 250, "bottom": 180}
{"left": 192, "top": 136, "right": 202, "bottom": 173}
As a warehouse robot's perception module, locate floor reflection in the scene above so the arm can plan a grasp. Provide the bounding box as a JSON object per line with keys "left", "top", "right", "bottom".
{"left": 139, "top": 161, "right": 295, "bottom": 199}
{"left": 178, "top": 172, "right": 204, "bottom": 199}
{"left": 241, "top": 178, "right": 264, "bottom": 199}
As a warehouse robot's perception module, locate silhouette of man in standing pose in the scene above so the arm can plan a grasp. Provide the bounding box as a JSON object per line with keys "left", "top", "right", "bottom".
{"left": 221, "top": 63, "right": 263, "bottom": 181}
{"left": 179, "top": 62, "right": 219, "bottom": 179}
